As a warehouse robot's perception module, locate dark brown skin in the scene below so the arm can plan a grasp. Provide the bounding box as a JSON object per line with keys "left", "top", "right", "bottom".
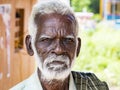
{"left": 25, "top": 13, "right": 81, "bottom": 90}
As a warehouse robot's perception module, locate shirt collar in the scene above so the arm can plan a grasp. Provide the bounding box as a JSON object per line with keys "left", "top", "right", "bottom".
{"left": 69, "top": 72, "right": 76, "bottom": 90}
{"left": 29, "top": 71, "right": 76, "bottom": 90}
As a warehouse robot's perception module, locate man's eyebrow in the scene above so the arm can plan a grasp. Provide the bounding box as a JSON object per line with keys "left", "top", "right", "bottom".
{"left": 39, "top": 35, "right": 51, "bottom": 39}
{"left": 65, "top": 35, "right": 74, "bottom": 39}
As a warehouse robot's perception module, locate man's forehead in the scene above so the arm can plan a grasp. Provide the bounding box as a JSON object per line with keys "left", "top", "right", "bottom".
{"left": 34, "top": 13, "right": 76, "bottom": 25}
{"left": 35, "top": 13, "right": 77, "bottom": 38}
{"left": 38, "top": 28, "right": 76, "bottom": 39}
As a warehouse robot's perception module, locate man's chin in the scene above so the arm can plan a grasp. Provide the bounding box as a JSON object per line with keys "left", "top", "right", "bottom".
{"left": 41, "top": 67, "right": 71, "bottom": 81}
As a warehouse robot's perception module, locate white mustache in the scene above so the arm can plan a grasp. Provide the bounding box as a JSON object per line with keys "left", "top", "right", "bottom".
{"left": 44, "top": 54, "right": 70, "bottom": 68}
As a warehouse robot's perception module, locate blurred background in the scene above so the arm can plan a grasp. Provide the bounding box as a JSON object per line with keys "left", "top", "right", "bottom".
{"left": 0, "top": 0, "right": 120, "bottom": 90}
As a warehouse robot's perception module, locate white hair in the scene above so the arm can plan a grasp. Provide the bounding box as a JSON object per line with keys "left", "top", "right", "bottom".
{"left": 28, "top": 0, "right": 78, "bottom": 46}
{"left": 28, "top": 0, "right": 78, "bottom": 80}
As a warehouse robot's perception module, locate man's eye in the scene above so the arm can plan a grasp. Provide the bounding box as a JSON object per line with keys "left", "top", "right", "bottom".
{"left": 64, "top": 38, "right": 74, "bottom": 43}
{"left": 39, "top": 38, "right": 51, "bottom": 42}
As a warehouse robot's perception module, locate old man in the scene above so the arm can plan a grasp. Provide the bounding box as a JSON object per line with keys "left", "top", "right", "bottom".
{"left": 10, "top": 0, "right": 109, "bottom": 90}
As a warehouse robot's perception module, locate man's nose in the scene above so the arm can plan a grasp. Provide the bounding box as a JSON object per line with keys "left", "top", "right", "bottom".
{"left": 53, "top": 40, "right": 65, "bottom": 55}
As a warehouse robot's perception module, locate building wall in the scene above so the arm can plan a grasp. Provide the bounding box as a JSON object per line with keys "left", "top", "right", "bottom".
{"left": 0, "top": 0, "right": 37, "bottom": 90}
{"left": 100, "top": 0, "right": 120, "bottom": 19}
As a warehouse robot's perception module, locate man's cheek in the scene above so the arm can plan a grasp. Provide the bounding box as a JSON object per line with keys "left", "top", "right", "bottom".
{"left": 39, "top": 50, "right": 49, "bottom": 61}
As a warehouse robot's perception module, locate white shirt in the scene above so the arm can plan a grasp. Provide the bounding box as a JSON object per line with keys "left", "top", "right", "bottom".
{"left": 10, "top": 71, "right": 76, "bottom": 90}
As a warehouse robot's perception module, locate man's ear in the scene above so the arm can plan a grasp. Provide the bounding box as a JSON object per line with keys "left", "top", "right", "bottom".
{"left": 25, "top": 35, "right": 34, "bottom": 56}
{"left": 76, "top": 38, "right": 81, "bottom": 57}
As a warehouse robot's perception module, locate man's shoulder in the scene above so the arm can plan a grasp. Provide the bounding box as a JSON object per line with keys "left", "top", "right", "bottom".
{"left": 72, "top": 71, "right": 109, "bottom": 90}
{"left": 9, "top": 78, "right": 28, "bottom": 90}
{"left": 9, "top": 73, "right": 36, "bottom": 90}
{"left": 72, "top": 71, "right": 101, "bottom": 79}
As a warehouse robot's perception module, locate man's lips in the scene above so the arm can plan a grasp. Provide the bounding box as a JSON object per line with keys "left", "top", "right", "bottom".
{"left": 49, "top": 61, "right": 65, "bottom": 65}
{"left": 46, "top": 61, "right": 67, "bottom": 69}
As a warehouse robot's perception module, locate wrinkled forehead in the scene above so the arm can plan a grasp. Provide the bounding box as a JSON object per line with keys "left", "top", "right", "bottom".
{"left": 34, "top": 13, "right": 77, "bottom": 28}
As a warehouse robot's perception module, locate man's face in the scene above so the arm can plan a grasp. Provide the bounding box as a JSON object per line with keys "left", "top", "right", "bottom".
{"left": 34, "top": 14, "right": 78, "bottom": 80}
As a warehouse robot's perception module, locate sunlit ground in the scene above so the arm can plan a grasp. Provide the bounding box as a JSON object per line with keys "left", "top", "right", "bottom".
{"left": 73, "top": 20, "right": 120, "bottom": 90}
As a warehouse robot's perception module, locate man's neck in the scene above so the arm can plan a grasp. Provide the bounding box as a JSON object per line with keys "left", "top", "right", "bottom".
{"left": 37, "top": 69, "right": 70, "bottom": 90}
{"left": 41, "top": 78, "right": 69, "bottom": 90}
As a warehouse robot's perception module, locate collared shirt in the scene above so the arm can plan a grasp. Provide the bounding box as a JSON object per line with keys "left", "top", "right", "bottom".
{"left": 10, "top": 71, "right": 76, "bottom": 90}
{"left": 10, "top": 71, "right": 109, "bottom": 90}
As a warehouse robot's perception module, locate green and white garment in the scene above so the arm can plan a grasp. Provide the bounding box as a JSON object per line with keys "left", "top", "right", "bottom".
{"left": 10, "top": 70, "right": 109, "bottom": 90}
{"left": 72, "top": 71, "right": 109, "bottom": 90}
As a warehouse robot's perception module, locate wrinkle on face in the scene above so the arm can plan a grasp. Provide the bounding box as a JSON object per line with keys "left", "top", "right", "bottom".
{"left": 34, "top": 13, "right": 77, "bottom": 73}
{"left": 35, "top": 13, "right": 77, "bottom": 37}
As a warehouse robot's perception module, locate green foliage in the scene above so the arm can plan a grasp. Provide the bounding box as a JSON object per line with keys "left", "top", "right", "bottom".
{"left": 71, "top": 0, "right": 91, "bottom": 12}
{"left": 73, "top": 23, "right": 120, "bottom": 87}
{"left": 92, "top": 14, "right": 102, "bottom": 22}
{"left": 89, "top": 0, "right": 100, "bottom": 13}
{"left": 71, "top": 0, "right": 100, "bottom": 13}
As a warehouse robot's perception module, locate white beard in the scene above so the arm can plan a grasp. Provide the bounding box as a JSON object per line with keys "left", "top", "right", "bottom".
{"left": 41, "top": 54, "right": 72, "bottom": 81}
{"left": 35, "top": 53, "right": 73, "bottom": 81}
{"left": 32, "top": 40, "right": 75, "bottom": 81}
